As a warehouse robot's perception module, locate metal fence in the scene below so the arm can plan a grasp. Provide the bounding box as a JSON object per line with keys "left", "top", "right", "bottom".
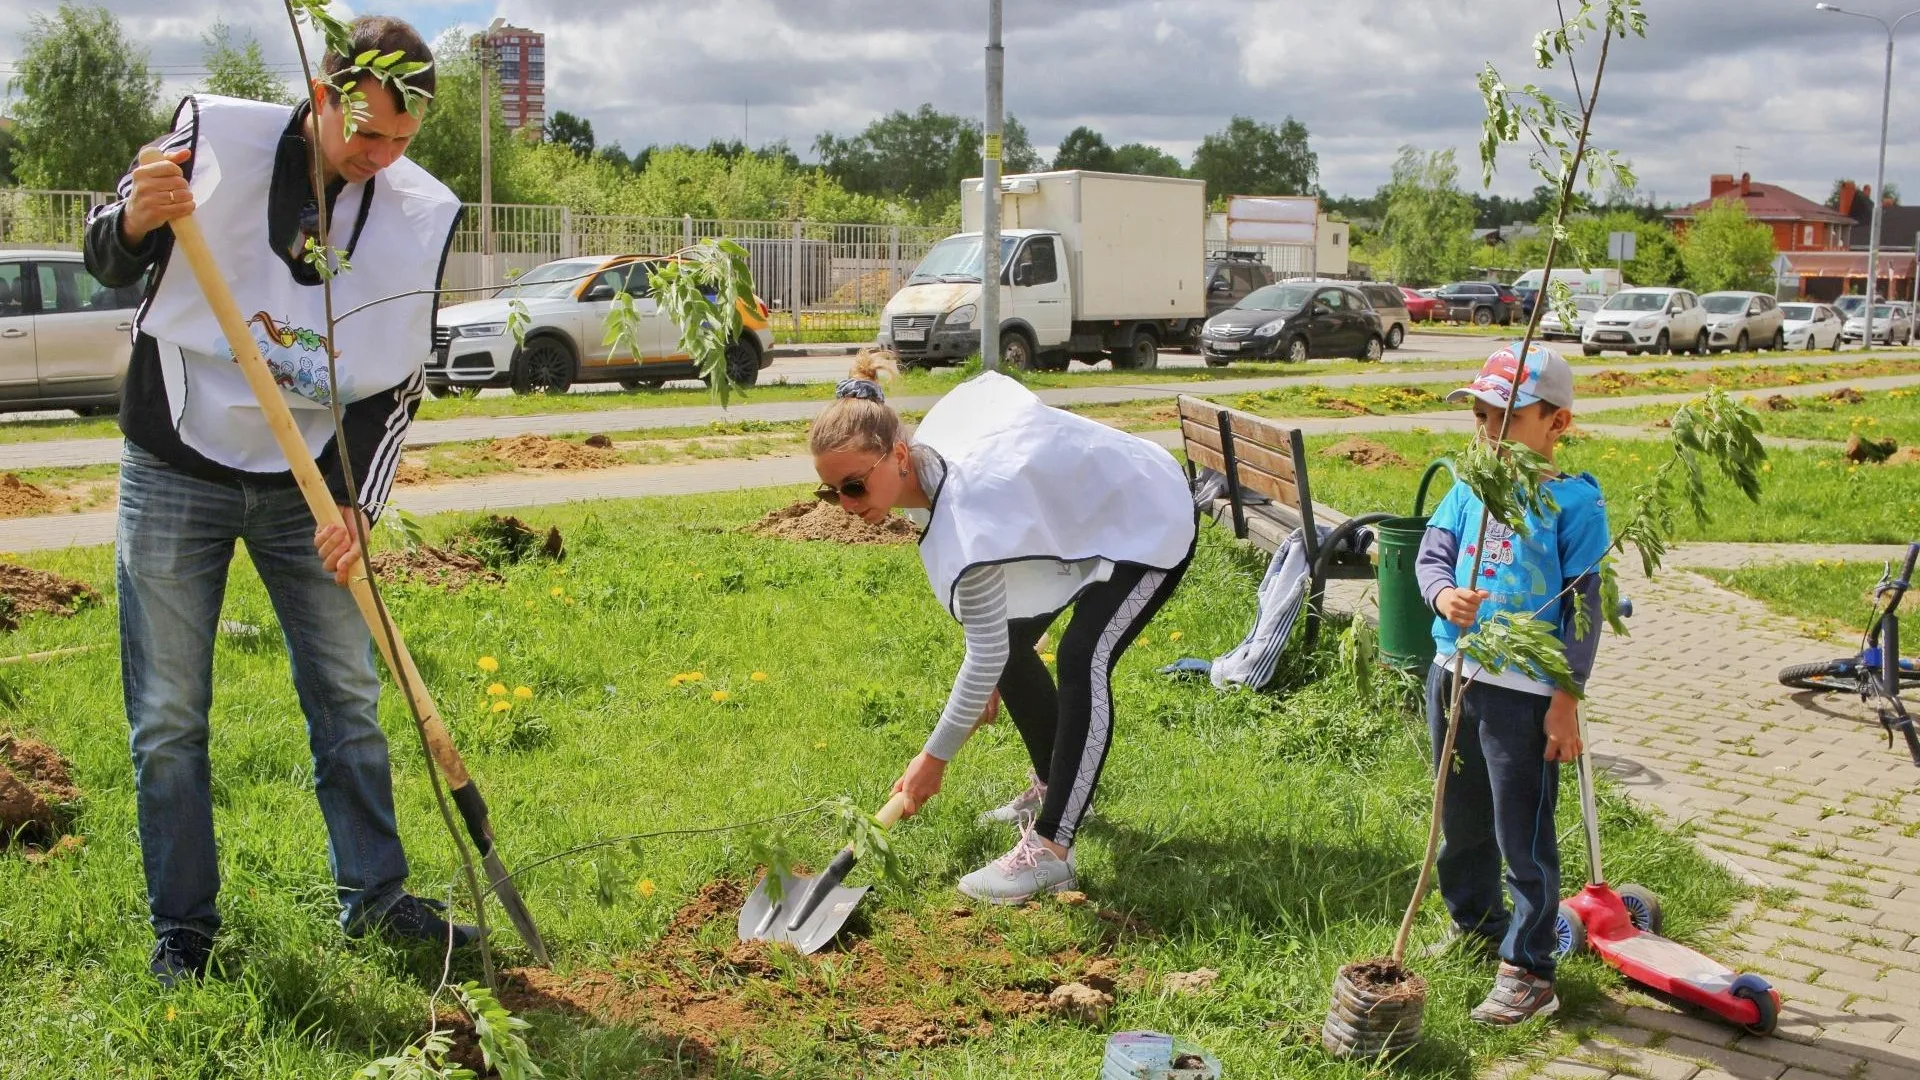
{"left": 1, "top": 187, "right": 946, "bottom": 343}
{"left": 0, "top": 189, "right": 114, "bottom": 250}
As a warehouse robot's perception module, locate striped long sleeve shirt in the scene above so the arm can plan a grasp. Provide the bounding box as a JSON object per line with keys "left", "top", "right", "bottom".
{"left": 916, "top": 451, "right": 1012, "bottom": 761}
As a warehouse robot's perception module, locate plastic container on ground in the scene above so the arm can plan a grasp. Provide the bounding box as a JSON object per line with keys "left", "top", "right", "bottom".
{"left": 1100, "top": 1031, "right": 1222, "bottom": 1079}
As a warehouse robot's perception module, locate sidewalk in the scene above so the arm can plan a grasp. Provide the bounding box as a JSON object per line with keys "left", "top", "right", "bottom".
{"left": 7, "top": 351, "right": 1911, "bottom": 472}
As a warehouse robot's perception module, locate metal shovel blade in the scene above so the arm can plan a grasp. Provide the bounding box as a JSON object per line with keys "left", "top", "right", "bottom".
{"left": 736, "top": 869, "right": 870, "bottom": 955}
{"left": 483, "top": 846, "right": 551, "bottom": 966}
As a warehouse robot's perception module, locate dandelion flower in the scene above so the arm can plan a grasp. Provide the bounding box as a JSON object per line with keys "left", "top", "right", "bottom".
{"left": 711, "top": 689, "right": 731, "bottom": 703}
{"left": 477, "top": 656, "right": 500, "bottom": 673}
{"left": 750, "top": 671, "right": 768, "bottom": 682}
{"left": 635, "top": 878, "right": 656, "bottom": 899}
{"left": 1139, "top": 636, "right": 1153, "bottom": 647}
{"left": 491, "top": 700, "right": 512, "bottom": 713}
{"left": 814, "top": 740, "right": 829, "bottom": 750}
{"left": 564, "top": 597, "right": 576, "bottom": 605}
{"left": 1169, "top": 631, "right": 1183, "bottom": 642}
{"left": 486, "top": 683, "right": 507, "bottom": 697}
{"left": 165, "top": 1005, "right": 177, "bottom": 1023}
{"left": 692, "top": 572, "right": 706, "bottom": 581}
{"left": 550, "top": 586, "right": 565, "bottom": 597}
{"left": 513, "top": 686, "right": 533, "bottom": 701}
{"left": 1041, "top": 653, "right": 1056, "bottom": 664}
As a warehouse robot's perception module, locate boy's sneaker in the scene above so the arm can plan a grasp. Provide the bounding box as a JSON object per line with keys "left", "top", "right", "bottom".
{"left": 1421, "top": 922, "right": 1501, "bottom": 961}
{"left": 149, "top": 927, "right": 214, "bottom": 989}
{"left": 977, "top": 772, "right": 1047, "bottom": 827}
{"left": 958, "top": 828, "right": 1076, "bottom": 905}
{"left": 1470, "top": 963, "right": 1559, "bottom": 1025}
{"left": 349, "top": 894, "right": 481, "bottom": 949}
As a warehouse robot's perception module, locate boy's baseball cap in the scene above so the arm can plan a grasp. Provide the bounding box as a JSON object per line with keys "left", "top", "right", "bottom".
{"left": 1448, "top": 342, "right": 1575, "bottom": 411}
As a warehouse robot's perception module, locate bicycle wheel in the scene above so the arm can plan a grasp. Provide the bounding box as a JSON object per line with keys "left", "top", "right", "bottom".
{"left": 1779, "top": 658, "right": 1866, "bottom": 692}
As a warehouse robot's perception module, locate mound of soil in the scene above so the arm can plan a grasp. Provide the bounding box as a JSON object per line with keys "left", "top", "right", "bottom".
{"left": 1887, "top": 447, "right": 1920, "bottom": 466}
{"left": 583, "top": 433, "right": 614, "bottom": 449}
{"left": 0, "top": 563, "right": 100, "bottom": 632}
{"left": 1163, "top": 968, "right": 1220, "bottom": 995}
{"left": 487, "top": 434, "right": 617, "bottom": 471}
{"left": 1340, "top": 958, "right": 1428, "bottom": 1003}
{"left": 0, "top": 474, "right": 60, "bottom": 519}
{"left": 747, "top": 501, "right": 917, "bottom": 545}
{"left": 369, "top": 547, "right": 503, "bottom": 590}
{"left": 1756, "top": 394, "right": 1798, "bottom": 412}
{"left": 393, "top": 461, "right": 431, "bottom": 487}
{"left": 1322, "top": 438, "right": 1410, "bottom": 470}
{"left": 450, "top": 514, "right": 564, "bottom": 566}
{"left": 1845, "top": 433, "right": 1898, "bottom": 464}
{"left": 0, "top": 731, "right": 81, "bottom": 848}
{"left": 500, "top": 879, "right": 1123, "bottom": 1066}
{"left": 1827, "top": 386, "right": 1867, "bottom": 405}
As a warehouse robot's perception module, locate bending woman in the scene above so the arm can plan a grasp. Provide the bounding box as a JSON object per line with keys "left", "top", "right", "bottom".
{"left": 810, "top": 355, "right": 1196, "bottom": 903}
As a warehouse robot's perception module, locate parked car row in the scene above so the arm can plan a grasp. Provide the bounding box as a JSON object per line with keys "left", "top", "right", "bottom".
{"left": 0, "top": 249, "right": 137, "bottom": 415}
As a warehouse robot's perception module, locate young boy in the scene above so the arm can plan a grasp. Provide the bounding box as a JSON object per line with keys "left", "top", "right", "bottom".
{"left": 1416, "top": 343, "right": 1610, "bottom": 1025}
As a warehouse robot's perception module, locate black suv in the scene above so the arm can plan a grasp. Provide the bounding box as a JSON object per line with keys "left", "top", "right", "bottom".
{"left": 1435, "top": 281, "right": 1521, "bottom": 326}
{"left": 1185, "top": 253, "right": 1277, "bottom": 350}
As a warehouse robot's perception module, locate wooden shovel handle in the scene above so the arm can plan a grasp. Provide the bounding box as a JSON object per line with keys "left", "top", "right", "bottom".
{"left": 141, "top": 147, "right": 472, "bottom": 790}
{"left": 875, "top": 790, "right": 913, "bottom": 828}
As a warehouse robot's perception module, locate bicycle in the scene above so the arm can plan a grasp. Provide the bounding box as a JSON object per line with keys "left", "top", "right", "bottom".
{"left": 1777, "top": 543, "right": 1920, "bottom": 765}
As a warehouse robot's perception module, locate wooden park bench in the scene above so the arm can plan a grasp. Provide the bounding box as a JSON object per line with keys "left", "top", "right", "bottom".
{"left": 1175, "top": 395, "right": 1399, "bottom": 648}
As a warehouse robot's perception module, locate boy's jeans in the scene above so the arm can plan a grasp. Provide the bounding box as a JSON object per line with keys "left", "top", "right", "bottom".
{"left": 1425, "top": 663, "right": 1562, "bottom": 979}
{"left": 117, "top": 444, "right": 409, "bottom": 939}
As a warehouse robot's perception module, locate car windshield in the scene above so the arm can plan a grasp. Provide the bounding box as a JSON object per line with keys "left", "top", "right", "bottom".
{"left": 1871, "top": 304, "right": 1899, "bottom": 318}
{"left": 1235, "top": 283, "right": 1316, "bottom": 312}
{"left": 907, "top": 235, "right": 1020, "bottom": 284}
{"left": 498, "top": 261, "right": 600, "bottom": 299}
{"left": 1604, "top": 291, "right": 1669, "bottom": 312}
{"left": 1781, "top": 304, "right": 1814, "bottom": 321}
{"left": 1701, "top": 295, "right": 1749, "bottom": 314}
{"left": 1574, "top": 296, "right": 1603, "bottom": 312}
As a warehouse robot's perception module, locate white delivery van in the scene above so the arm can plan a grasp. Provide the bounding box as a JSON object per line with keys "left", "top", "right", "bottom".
{"left": 877, "top": 170, "right": 1207, "bottom": 370}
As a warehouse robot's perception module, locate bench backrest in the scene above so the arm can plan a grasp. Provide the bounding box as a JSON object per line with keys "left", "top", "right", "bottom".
{"left": 1176, "top": 394, "right": 1329, "bottom": 557}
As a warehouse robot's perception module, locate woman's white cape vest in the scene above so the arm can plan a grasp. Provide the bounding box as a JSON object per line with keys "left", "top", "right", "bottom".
{"left": 138, "top": 94, "right": 461, "bottom": 473}
{"left": 915, "top": 372, "right": 1196, "bottom": 620}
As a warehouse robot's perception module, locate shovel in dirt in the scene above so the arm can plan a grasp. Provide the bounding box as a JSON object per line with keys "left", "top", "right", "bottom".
{"left": 737, "top": 791, "right": 911, "bottom": 955}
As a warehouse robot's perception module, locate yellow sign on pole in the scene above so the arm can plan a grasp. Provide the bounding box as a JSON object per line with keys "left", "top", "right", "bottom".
{"left": 984, "top": 134, "right": 1002, "bottom": 161}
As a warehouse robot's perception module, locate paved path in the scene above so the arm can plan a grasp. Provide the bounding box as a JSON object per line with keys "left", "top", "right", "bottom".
{"left": 8, "top": 351, "right": 1911, "bottom": 471}
{"left": 1458, "top": 546, "right": 1920, "bottom": 1080}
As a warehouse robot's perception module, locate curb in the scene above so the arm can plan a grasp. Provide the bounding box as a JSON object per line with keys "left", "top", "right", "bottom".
{"left": 768, "top": 342, "right": 867, "bottom": 359}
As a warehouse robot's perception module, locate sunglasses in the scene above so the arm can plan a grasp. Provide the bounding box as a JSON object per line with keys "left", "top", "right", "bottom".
{"left": 814, "top": 455, "right": 888, "bottom": 504}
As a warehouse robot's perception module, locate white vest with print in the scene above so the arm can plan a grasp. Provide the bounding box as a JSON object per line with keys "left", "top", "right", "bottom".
{"left": 138, "top": 94, "right": 461, "bottom": 473}
{"left": 914, "top": 372, "right": 1197, "bottom": 620}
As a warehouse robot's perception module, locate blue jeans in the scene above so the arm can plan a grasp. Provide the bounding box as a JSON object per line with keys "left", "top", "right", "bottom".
{"left": 118, "top": 444, "right": 409, "bottom": 938}
{"left": 1426, "top": 663, "right": 1562, "bottom": 979}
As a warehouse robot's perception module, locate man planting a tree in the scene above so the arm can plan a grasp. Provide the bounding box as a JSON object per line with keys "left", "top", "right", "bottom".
{"left": 82, "top": 15, "right": 469, "bottom": 986}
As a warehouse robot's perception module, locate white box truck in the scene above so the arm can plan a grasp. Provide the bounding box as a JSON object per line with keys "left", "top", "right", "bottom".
{"left": 877, "top": 170, "right": 1207, "bottom": 370}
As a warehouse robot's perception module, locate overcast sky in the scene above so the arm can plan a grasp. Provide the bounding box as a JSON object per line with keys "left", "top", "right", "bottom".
{"left": 3, "top": 0, "right": 1917, "bottom": 208}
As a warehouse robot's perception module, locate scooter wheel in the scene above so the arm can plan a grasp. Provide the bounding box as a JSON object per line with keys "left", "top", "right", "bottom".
{"left": 1730, "top": 973, "right": 1779, "bottom": 1035}
{"left": 1554, "top": 902, "right": 1589, "bottom": 958}
{"left": 1616, "top": 884, "right": 1664, "bottom": 934}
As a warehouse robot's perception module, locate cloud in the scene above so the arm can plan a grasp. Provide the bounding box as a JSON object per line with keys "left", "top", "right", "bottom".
{"left": 3, "top": 0, "right": 1915, "bottom": 207}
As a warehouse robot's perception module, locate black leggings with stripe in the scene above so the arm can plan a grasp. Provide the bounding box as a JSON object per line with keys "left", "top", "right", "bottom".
{"left": 999, "top": 553, "right": 1191, "bottom": 846}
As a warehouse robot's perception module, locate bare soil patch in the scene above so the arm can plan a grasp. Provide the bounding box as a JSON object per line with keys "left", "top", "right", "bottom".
{"left": 369, "top": 547, "right": 503, "bottom": 590}
{"left": 393, "top": 461, "right": 431, "bottom": 487}
{"left": 500, "top": 879, "right": 1122, "bottom": 1069}
{"left": 0, "top": 563, "right": 100, "bottom": 631}
{"left": 0, "top": 474, "right": 62, "bottom": 518}
{"left": 1757, "top": 394, "right": 1798, "bottom": 412}
{"left": 487, "top": 434, "right": 617, "bottom": 471}
{"left": 1827, "top": 386, "right": 1866, "bottom": 405}
{"left": 747, "top": 501, "right": 917, "bottom": 545}
{"left": 1322, "top": 438, "right": 1411, "bottom": 470}
{"left": 1845, "top": 433, "right": 1898, "bottom": 464}
{"left": 1887, "top": 447, "right": 1920, "bottom": 466}
{"left": 0, "top": 731, "right": 81, "bottom": 848}
{"left": 1341, "top": 958, "right": 1428, "bottom": 1003}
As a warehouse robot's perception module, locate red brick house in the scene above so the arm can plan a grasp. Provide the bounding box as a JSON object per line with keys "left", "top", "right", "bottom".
{"left": 1667, "top": 174, "right": 1914, "bottom": 301}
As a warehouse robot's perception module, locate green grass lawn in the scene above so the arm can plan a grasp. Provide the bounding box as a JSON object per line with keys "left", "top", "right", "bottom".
{"left": 1298, "top": 431, "right": 1920, "bottom": 544}
{"left": 1702, "top": 559, "right": 1915, "bottom": 641}
{"left": 0, "top": 490, "right": 1740, "bottom": 1078}
{"left": 1588, "top": 387, "right": 1920, "bottom": 446}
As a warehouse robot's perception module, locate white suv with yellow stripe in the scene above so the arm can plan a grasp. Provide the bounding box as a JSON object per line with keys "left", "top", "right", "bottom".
{"left": 429, "top": 254, "right": 774, "bottom": 397}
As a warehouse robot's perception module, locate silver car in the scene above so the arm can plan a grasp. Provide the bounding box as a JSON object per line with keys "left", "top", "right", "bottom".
{"left": 1539, "top": 294, "right": 1603, "bottom": 341}
{"left": 1842, "top": 301, "right": 1915, "bottom": 345}
{"left": 0, "top": 249, "right": 136, "bottom": 415}
{"left": 1699, "top": 291, "right": 1786, "bottom": 353}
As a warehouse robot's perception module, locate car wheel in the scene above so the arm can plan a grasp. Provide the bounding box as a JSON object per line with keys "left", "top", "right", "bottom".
{"left": 1286, "top": 336, "right": 1310, "bottom": 363}
{"left": 1770, "top": 328, "right": 1785, "bottom": 351}
{"left": 1831, "top": 331, "right": 1842, "bottom": 352}
{"left": 1472, "top": 307, "right": 1494, "bottom": 327}
{"left": 1692, "top": 330, "right": 1708, "bottom": 356}
{"left": 1359, "top": 334, "right": 1384, "bottom": 362}
{"left": 725, "top": 339, "right": 762, "bottom": 388}
{"left": 72, "top": 403, "right": 119, "bottom": 417}
{"left": 509, "top": 336, "right": 576, "bottom": 396}
{"left": 1181, "top": 323, "right": 1203, "bottom": 354}
{"left": 1654, "top": 330, "right": 1670, "bottom": 356}
{"left": 1735, "top": 330, "right": 1749, "bottom": 353}
{"left": 1385, "top": 324, "right": 1405, "bottom": 349}
{"left": 1582, "top": 345, "right": 1601, "bottom": 357}
{"left": 427, "top": 384, "right": 479, "bottom": 400}
{"left": 1000, "top": 328, "right": 1036, "bottom": 371}
{"left": 1114, "top": 327, "right": 1159, "bottom": 370}
{"left": 618, "top": 377, "right": 667, "bottom": 391}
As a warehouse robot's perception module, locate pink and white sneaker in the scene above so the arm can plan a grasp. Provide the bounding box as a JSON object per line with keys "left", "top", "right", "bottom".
{"left": 958, "top": 827, "right": 1077, "bottom": 905}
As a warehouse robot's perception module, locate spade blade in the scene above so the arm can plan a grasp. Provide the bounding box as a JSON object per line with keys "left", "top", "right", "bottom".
{"left": 736, "top": 870, "right": 870, "bottom": 955}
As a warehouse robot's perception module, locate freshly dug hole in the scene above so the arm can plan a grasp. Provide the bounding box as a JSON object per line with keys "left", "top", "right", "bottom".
{"left": 746, "top": 501, "right": 917, "bottom": 545}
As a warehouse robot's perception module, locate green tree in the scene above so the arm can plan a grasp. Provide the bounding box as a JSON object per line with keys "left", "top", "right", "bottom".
{"left": 1052, "top": 125, "right": 1115, "bottom": 171}
{"left": 1827, "top": 177, "right": 1899, "bottom": 208}
{"left": 0, "top": 123, "right": 16, "bottom": 186}
{"left": 198, "top": 20, "right": 292, "bottom": 105}
{"left": 1189, "top": 115, "right": 1316, "bottom": 198}
{"left": 1563, "top": 210, "right": 1683, "bottom": 287}
{"left": 404, "top": 32, "right": 522, "bottom": 203}
{"left": 546, "top": 110, "right": 594, "bottom": 157}
{"left": 1379, "top": 146, "right": 1476, "bottom": 285}
{"left": 1109, "top": 142, "right": 1184, "bottom": 177}
{"left": 1680, "top": 200, "right": 1777, "bottom": 293}
{"left": 7, "top": 3, "right": 160, "bottom": 190}
{"left": 813, "top": 104, "right": 1040, "bottom": 212}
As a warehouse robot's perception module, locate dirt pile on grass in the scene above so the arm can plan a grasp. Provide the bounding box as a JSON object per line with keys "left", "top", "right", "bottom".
{"left": 1827, "top": 386, "right": 1866, "bottom": 405}
{"left": 0, "top": 563, "right": 100, "bottom": 631}
{"left": 487, "top": 434, "right": 617, "bottom": 471}
{"left": 393, "top": 461, "right": 431, "bottom": 487}
{"left": 1756, "top": 394, "right": 1798, "bottom": 412}
{"left": 1887, "top": 447, "right": 1920, "bottom": 466}
{"left": 1322, "top": 438, "right": 1410, "bottom": 470}
{"left": 369, "top": 548, "right": 503, "bottom": 590}
{"left": 500, "top": 879, "right": 1123, "bottom": 1066}
{"left": 1845, "top": 433, "right": 1898, "bottom": 464}
{"left": 0, "top": 474, "right": 61, "bottom": 518}
{"left": 747, "top": 501, "right": 917, "bottom": 545}
{"left": 370, "top": 515, "right": 562, "bottom": 590}
{"left": 0, "top": 731, "right": 81, "bottom": 848}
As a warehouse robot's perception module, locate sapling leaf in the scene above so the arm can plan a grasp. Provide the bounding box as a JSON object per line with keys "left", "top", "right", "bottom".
{"left": 1460, "top": 612, "right": 1581, "bottom": 698}
{"left": 747, "top": 830, "right": 794, "bottom": 905}
{"left": 1457, "top": 436, "right": 1559, "bottom": 538}
{"left": 458, "top": 982, "right": 543, "bottom": 1080}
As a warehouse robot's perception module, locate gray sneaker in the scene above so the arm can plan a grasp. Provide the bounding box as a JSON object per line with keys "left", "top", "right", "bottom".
{"left": 1471, "top": 963, "right": 1559, "bottom": 1025}
{"left": 977, "top": 772, "right": 1047, "bottom": 827}
{"left": 958, "top": 828, "right": 1077, "bottom": 905}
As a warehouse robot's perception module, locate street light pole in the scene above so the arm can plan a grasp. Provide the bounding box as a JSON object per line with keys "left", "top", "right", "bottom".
{"left": 981, "top": 0, "right": 1004, "bottom": 372}
{"left": 1816, "top": 4, "right": 1920, "bottom": 348}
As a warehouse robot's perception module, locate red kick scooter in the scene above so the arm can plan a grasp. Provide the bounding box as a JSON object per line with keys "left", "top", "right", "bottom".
{"left": 1555, "top": 715, "right": 1781, "bottom": 1035}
